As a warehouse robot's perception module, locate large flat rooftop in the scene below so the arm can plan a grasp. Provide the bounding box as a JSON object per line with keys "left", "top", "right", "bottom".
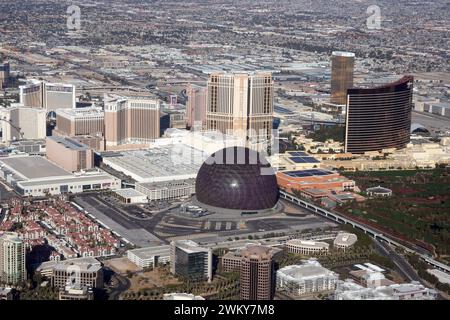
{"left": 0, "top": 156, "right": 71, "bottom": 179}
{"left": 102, "top": 145, "right": 207, "bottom": 183}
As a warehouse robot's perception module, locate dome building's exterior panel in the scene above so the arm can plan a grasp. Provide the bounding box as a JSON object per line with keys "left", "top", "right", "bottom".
{"left": 344, "top": 76, "right": 413, "bottom": 154}
{"left": 195, "top": 146, "right": 279, "bottom": 213}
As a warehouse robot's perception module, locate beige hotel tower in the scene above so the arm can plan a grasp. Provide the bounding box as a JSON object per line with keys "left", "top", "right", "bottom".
{"left": 104, "top": 94, "right": 160, "bottom": 147}
{"left": 206, "top": 72, "right": 274, "bottom": 147}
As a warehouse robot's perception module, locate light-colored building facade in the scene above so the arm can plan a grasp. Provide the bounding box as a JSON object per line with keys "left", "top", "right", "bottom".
{"left": 276, "top": 259, "right": 338, "bottom": 296}
{"left": 54, "top": 107, "right": 104, "bottom": 137}
{"left": 334, "top": 280, "right": 437, "bottom": 300}
{"left": 135, "top": 179, "right": 195, "bottom": 201}
{"left": 58, "top": 284, "right": 94, "bottom": 300}
{"left": 0, "top": 104, "right": 46, "bottom": 143}
{"left": 333, "top": 233, "right": 358, "bottom": 250}
{"left": 104, "top": 94, "right": 160, "bottom": 147}
{"left": 285, "top": 239, "right": 330, "bottom": 255}
{"left": 0, "top": 232, "right": 26, "bottom": 285}
{"left": 206, "top": 72, "right": 274, "bottom": 146}
{"left": 36, "top": 257, "right": 103, "bottom": 289}
{"left": 186, "top": 84, "right": 207, "bottom": 130}
{"left": 127, "top": 245, "right": 171, "bottom": 269}
{"left": 0, "top": 155, "right": 120, "bottom": 197}
{"left": 46, "top": 136, "right": 94, "bottom": 172}
{"left": 19, "top": 80, "right": 76, "bottom": 111}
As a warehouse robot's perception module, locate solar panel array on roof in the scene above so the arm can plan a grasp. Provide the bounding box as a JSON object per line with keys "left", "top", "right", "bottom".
{"left": 284, "top": 169, "right": 334, "bottom": 178}
{"left": 289, "top": 156, "right": 320, "bottom": 163}
{"left": 287, "top": 151, "right": 309, "bottom": 157}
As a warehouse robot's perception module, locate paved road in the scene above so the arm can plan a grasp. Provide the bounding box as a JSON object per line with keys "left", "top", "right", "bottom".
{"left": 108, "top": 273, "right": 131, "bottom": 300}
{"left": 374, "top": 239, "right": 421, "bottom": 282}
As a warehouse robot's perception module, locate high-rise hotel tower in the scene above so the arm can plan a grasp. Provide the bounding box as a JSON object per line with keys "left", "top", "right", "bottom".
{"left": 345, "top": 76, "right": 413, "bottom": 154}
{"left": 331, "top": 51, "right": 355, "bottom": 105}
{"left": 206, "top": 72, "right": 274, "bottom": 146}
{"left": 104, "top": 94, "right": 160, "bottom": 147}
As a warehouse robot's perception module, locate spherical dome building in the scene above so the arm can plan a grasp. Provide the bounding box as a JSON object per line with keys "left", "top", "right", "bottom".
{"left": 195, "top": 146, "right": 279, "bottom": 213}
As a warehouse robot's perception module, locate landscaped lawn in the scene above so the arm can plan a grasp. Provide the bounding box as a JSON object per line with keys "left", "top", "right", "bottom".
{"left": 340, "top": 169, "right": 450, "bottom": 256}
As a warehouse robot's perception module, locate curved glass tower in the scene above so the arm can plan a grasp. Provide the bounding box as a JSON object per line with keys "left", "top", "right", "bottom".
{"left": 345, "top": 76, "right": 413, "bottom": 154}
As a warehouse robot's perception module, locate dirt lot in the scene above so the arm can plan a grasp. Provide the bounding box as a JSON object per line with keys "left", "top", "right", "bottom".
{"left": 128, "top": 267, "right": 181, "bottom": 292}
{"left": 103, "top": 258, "right": 141, "bottom": 274}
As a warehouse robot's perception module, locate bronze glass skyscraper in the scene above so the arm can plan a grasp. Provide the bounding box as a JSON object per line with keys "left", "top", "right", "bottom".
{"left": 331, "top": 51, "right": 355, "bottom": 105}
{"left": 345, "top": 76, "right": 413, "bottom": 154}
{"left": 240, "top": 246, "right": 275, "bottom": 300}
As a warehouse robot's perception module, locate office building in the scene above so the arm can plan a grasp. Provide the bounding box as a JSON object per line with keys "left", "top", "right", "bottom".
{"left": 170, "top": 240, "right": 212, "bottom": 282}
{"left": 331, "top": 51, "right": 355, "bottom": 105}
{"left": 240, "top": 245, "right": 276, "bottom": 300}
{"left": 104, "top": 94, "right": 160, "bottom": 147}
{"left": 0, "top": 232, "right": 26, "bottom": 285}
{"left": 285, "top": 239, "right": 330, "bottom": 255}
{"left": 221, "top": 244, "right": 282, "bottom": 273}
{"left": 19, "top": 80, "right": 76, "bottom": 111}
{"left": 335, "top": 280, "right": 437, "bottom": 300}
{"left": 345, "top": 76, "right": 413, "bottom": 154}
{"left": 127, "top": 245, "right": 171, "bottom": 269}
{"left": 46, "top": 136, "right": 94, "bottom": 172}
{"left": 54, "top": 107, "right": 104, "bottom": 137}
{"left": 276, "top": 259, "right": 338, "bottom": 297}
{"left": 35, "top": 257, "right": 103, "bottom": 289}
{"left": 186, "top": 84, "right": 207, "bottom": 130}
{"left": 0, "top": 104, "right": 46, "bottom": 143}
{"left": 333, "top": 233, "right": 358, "bottom": 250}
{"left": 0, "top": 62, "right": 10, "bottom": 89}
{"left": 206, "top": 72, "right": 274, "bottom": 145}
{"left": 58, "top": 284, "right": 94, "bottom": 300}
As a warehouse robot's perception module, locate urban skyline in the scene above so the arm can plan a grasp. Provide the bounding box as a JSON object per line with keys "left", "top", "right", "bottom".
{"left": 0, "top": 0, "right": 449, "bottom": 306}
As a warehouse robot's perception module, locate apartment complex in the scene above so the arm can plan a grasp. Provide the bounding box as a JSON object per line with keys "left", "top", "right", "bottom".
{"left": 345, "top": 76, "right": 413, "bottom": 153}
{"left": 54, "top": 107, "right": 104, "bottom": 137}
{"left": 0, "top": 232, "right": 26, "bottom": 285}
{"left": 46, "top": 136, "right": 94, "bottom": 172}
{"left": 170, "top": 240, "right": 212, "bottom": 282}
{"left": 240, "top": 245, "right": 276, "bottom": 300}
{"left": 104, "top": 94, "right": 160, "bottom": 147}
{"left": 186, "top": 84, "right": 207, "bottom": 130}
{"left": 330, "top": 51, "right": 355, "bottom": 105}
{"left": 19, "top": 80, "right": 76, "bottom": 111}
{"left": 206, "top": 72, "right": 274, "bottom": 145}
{"left": 0, "top": 104, "right": 46, "bottom": 143}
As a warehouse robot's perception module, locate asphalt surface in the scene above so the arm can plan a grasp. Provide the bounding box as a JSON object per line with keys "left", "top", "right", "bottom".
{"left": 374, "top": 239, "right": 421, "bottom": 282}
